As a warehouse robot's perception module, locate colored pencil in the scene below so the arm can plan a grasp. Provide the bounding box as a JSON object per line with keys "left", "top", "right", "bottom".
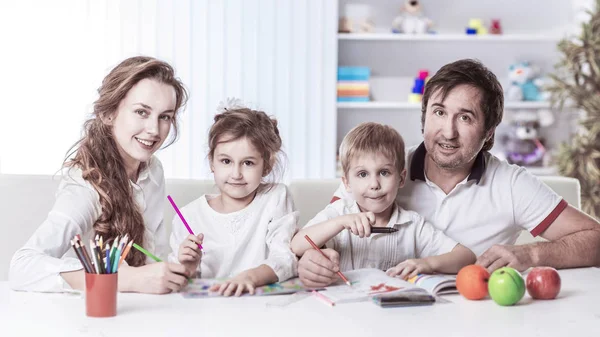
{"left": 74, "top": 241, "right": 93, "bottom": 273}
{"left": 132, "top": 243, "right": 162, "bottom": 262}
{"left": 118, "top": 240, "right": 133, "bottom": 267}
{"left": 304, "top": 235, "right": 351, "bottom": 287}
{"left": 112, "top": 236, "right": 127, "bottom": 273}
{"left": 167, "top": 195, "right": 203, "bottom": 250}
{"left": 94, "top": 242, "right": 105, "bottom": 274}
{"left": 70, "top": 239, "right": 90, "bottom": 273}
{"left": 79, "top": 239, "right": 96, "bottom": 274}
{"left": 109, "top": 236, "right": 119, "bottom": 265}
{"left": 312, "top": 290, "right": 335, "bottom": 307}
{"left": 105, "top": 242, "right": 112, "bottom": 273}
{"left": 89, "top": 240, "right": 100, "bottom": 274}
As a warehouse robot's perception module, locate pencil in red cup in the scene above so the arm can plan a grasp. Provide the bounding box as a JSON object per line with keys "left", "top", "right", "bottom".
{"left": 168, "top": 195, "right": 203, "bottom": 250}
{"left": 304, "top": 235, "right": 351, "bottom": 287}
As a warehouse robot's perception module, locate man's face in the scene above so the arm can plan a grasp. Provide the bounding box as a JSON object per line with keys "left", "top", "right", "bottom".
{"left": 423, "top": 84, "right": 491, "bottom": 170}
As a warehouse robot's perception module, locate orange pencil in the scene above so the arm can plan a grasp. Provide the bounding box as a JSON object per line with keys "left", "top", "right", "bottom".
{"left": 118, "top": 240, "right": 133, "bottom": 267}
{"left": 304, "top": 235, "right": 351, "bottom": 287}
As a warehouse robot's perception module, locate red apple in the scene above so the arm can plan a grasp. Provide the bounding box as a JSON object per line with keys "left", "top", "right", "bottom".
{"left": 526, "top": 267, "right": 561, "bottom": 300}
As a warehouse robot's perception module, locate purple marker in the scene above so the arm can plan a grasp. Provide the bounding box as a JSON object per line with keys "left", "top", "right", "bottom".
{"left": 167, "top": 195, "right": 203, "bottom": 250}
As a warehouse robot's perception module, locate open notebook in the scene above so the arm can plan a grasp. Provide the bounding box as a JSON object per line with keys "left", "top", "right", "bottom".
{"left": 408, "top": 274, "right": 457, "bottom": 296}
{"left": 318, "top": 269, "right": 456, "bottom": 304}
{"left": 317, "top": 269, "right": 422, "bottom": 304}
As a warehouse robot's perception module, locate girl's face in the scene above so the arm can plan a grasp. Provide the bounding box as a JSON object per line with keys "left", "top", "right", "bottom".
{"left": 110, "top": 78, "right": 176, "bottom": 178}
{"left": 210, "top": 136, "right": 266, "bottom": 203}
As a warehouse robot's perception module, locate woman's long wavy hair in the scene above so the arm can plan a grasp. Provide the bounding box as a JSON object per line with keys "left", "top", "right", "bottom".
{"left": 65, "top": 56, "right": 188, "bottom": 266}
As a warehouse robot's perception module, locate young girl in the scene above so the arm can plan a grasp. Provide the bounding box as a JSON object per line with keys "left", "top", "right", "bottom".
{"left": 169, "top": 102, "right": 298, "bottom": 297}
{"left": 9, "top": 56, "right": 190, "bottom": 294}
{"left": 291, "top": 123, "right": 475, "bottom": 282}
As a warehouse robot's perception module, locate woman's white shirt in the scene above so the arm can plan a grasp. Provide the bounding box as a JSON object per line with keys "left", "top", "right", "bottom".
{"left": 168, "top": 183, "right": 299, "bottom": 282}
{"left": 9, "top": 156, "right": 168, "bottom": 292}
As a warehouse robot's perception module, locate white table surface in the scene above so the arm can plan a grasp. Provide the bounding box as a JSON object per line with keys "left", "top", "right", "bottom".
{"left": 1, "top": 267, "right": 599, "bottom": 337}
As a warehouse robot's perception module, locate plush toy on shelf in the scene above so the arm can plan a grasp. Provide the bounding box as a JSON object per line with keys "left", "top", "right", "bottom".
{"left": 391, "top": 0, "right": 433, "bottom": 34}
{"left": 506, "top": 61, "right": 550, "bottom": 101}
{"left": 490, "top": 19, "right": 502, "bottom": 34}
{"left": 501, "top": 110, "right": 555, "bottom": 167}
{"left": 339, "top": 4, "right": 375, "bottom": 33}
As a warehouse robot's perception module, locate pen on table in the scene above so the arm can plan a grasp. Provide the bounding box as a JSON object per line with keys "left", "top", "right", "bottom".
{"left": 168, "top": 195, "right": 203, "bottom": 250}
{"left": 370, "top": 227, "right": 399, "bottom": 234}
{"left": 312, "top": 290, "right": 335, "bottom": 307}
{"left": 304, "top": 235, "right": 352, "bottom": 287}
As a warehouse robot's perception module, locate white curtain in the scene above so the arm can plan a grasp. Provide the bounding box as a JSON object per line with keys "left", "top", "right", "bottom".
{"left": 0, "top": 0, "right": 338, "bottom": 180}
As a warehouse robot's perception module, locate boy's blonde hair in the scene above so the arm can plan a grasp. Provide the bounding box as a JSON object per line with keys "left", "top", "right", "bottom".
{"left": 339, "top": 122, "right": 405, "bottom": 176}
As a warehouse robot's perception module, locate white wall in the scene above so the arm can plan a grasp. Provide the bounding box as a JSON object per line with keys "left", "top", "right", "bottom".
{"left": 0, "top": 0, "right": 339, "bottom": 180}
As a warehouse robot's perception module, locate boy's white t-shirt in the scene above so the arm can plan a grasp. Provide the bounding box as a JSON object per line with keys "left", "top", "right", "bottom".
{"left": 303, "top": 198, "right": 458, "bottom": 272}
{"left": 169, "top": 183, "right": 299, "bottom": 282}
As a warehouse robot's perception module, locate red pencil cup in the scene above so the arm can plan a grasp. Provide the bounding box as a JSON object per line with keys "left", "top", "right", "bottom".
{"left": 85, "top": 272, "right": 118, "bottom": 317}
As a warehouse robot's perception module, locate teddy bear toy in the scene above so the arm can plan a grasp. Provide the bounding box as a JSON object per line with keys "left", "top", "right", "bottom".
{"left": 505, "top": 61, "right": 550, "bottom": 101}
{"left": 501, "top": 110, "right": 555, "bottom": 167}
{"left": 391, "top": 0, "right": 433, "bottom": 34}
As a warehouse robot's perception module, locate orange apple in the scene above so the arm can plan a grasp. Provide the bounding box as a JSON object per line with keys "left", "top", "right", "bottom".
{"left": 456, "top": 265, "right": 490, "bottom": 300}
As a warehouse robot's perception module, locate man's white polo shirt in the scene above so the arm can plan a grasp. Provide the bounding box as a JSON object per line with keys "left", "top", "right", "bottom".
{"left": 332, "top": 143, "right": 567, "bottom": 256}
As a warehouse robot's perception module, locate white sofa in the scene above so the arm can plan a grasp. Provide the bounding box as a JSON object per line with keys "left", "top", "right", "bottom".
{"left": 0, "top": 174, "right": 581, "bottom": 281}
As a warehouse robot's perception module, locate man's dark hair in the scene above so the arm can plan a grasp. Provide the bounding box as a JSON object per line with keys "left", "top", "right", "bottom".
{"left": 421, "top": 59, "right": 504, "bottom": 151}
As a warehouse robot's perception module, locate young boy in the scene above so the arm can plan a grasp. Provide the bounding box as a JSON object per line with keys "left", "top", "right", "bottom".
{"left": 291, "top": 122, "right": 475, "bottom": 279}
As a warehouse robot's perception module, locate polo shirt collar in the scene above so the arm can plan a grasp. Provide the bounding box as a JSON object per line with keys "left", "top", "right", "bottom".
{"left": 409, "top": 142, "right": 486, "bottom": 184}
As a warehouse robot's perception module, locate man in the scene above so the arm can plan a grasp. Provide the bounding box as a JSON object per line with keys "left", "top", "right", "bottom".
{"left": 298, "top": 59, "right": 600, "bottom": 288}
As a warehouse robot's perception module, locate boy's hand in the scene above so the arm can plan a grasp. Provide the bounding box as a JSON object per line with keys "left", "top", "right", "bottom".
{"left": 386, "top": 258, "right": 433, "bottom": 280}
{"left": 338, "top": 212, "right": 375, "bottom": 238}
{"left": 178, "top": 233, "right": 203, "bottom": 277}
{"left": 209, "top": 271, "right": 256, "bottom": 297}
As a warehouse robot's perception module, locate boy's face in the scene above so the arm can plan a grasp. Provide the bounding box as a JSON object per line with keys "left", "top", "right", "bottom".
{"left": 342, "top": 152, "right": 406, "bottom": 215}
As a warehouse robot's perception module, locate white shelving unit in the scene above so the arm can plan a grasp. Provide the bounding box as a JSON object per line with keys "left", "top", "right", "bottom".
{"left": 336, "top": 0, "right": 582, "bottom": 176}
{"left": 338, "top": 33, "right": 563, "bottom": 42}
{"left": 337, "top": 101, "right": 554, "bottom": 110}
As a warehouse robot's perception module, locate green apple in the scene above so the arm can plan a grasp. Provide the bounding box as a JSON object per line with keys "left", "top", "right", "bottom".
{"left": 488, "top": 267, "right": 525, "bottom": 306}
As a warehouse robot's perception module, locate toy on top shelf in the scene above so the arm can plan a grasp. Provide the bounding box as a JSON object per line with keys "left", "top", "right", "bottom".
{"left": 501, "top": 110, "right": 555, "bottom": 167}
{"left": 466, "top": 18, "right": 488, "bottom": 35}
{"left": 391, "top": 0, "right": 433, "bottom": 34}
{"left": 339, "top": 4, "right": 374, "bottom": 33}
{"left": 506, "top": 62, "right": 550, "bottom": 101}
{"left": 337, "top": 67, "right": 370, "bottom": 102}
{"left": 489, "top": 19, "right": 502, "bottom": 34}
{"left": 408, "top": 70, "right": 429, "bottom": 103}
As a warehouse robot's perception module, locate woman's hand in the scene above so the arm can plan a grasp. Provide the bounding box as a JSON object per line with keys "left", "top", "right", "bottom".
{"left": 120, "top": 262, "right": 189, "bottom": 294}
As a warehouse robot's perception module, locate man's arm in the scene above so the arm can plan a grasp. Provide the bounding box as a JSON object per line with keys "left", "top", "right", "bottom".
{"left": 534, "top": 205, "right": 600, "bottom": 267}
{"left": 477, "top": 205, "right": 600, "bottom": 272}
